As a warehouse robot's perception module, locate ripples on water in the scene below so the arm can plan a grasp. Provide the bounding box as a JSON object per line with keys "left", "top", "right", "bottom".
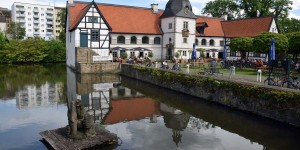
{"left": 0, "top": 64, "right": 299, "bottom": 150}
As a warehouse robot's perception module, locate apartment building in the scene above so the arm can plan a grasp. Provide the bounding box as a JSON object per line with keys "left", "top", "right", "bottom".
{"left": 11, "top": 2, "right": 55, "bottom": 40}
{"left": 0, "top": 7, "right": 11, "bottom": 32}
{"left": 54, "top": 7, "right": 64, "bottom": 40}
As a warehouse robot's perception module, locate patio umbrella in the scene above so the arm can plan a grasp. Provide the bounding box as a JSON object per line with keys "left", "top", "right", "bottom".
{"left": 223, "top": 45, "right": 227, "bottom": 61}
{"left": 270, "top": 38, "right": 275, "bottom": 60}
{"left": 131, "top": 47, "right": 151, "bottom": 51}
{"left": 191, "top": 43, "right": 196, "bottom": 60}
{"left": 111, "top": 46, "right": 128, "bottom": 51}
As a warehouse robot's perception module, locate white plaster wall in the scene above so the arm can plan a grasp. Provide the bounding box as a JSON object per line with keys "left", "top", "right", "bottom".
{"left": 269, "top": 18, "right": 278, "bottom": 33}
{"left": 66, "top": 5, "right": 76, "bottom": 68}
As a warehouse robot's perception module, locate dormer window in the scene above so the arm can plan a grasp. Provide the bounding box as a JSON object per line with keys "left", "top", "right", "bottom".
{"left": 88, "top": 16, "right": 98, "bottom": 23}
{"left": 184, "top": 6, "right": 189, "bottom": 14}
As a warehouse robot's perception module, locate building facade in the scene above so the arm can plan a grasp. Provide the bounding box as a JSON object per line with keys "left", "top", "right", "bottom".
{"left": 54, "top": 7, "right": 64, "bottom": 40}
{"left": 66, "top": 0, "right": 279, "bottom": 68}
{"left": 0, "top": 7, "right": 11, "bottom": 32}
{"left": 11, "top": 2, "right": 55, "bottom": 40}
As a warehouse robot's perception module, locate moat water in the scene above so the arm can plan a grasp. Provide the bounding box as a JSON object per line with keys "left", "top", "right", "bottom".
{"left": 0, "top": 64, "right": 299, "bottom": 150}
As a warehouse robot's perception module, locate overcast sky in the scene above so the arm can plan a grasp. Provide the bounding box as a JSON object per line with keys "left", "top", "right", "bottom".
{"left": 2, "top": 0, "right": 300, "bottom": 19}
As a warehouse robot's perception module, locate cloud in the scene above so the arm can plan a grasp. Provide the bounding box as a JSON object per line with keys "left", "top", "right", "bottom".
{"left": 192, "top": 6, "right": 201, "bottom": 15}
{"left": 289, "top": 12, "right": 300, "bottom": 19}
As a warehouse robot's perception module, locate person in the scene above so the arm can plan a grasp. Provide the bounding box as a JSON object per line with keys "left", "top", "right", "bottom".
{"left": 162, "top": 60, "right": 169, "bottom": 69}
{"left": 295, "top": 62, "right": 300, "bottom": 72}
{"left": 172, "top": 62, "right": 181, "bottom": 71}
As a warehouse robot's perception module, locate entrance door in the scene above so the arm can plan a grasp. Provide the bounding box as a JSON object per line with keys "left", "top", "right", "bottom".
{"left": 167, "top": 48, "right": 172, "bottom": 60}
{"left": 80, "top": 32, "right": 88, "bottom": 47}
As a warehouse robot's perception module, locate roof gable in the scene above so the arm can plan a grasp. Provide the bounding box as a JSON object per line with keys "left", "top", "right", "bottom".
{"left": 69, "top": 1, "right": 111, "bottom": 31}
{"left": 221, "top": 16, "right": 274, "bottom": 38}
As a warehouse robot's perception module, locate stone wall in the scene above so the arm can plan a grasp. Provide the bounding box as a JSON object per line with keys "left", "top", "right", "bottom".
{"left": 75, "top": 47, "right": 120, "bottom": 74}
{"left": 120, "top": 64, "right": 300, "bottom": 127}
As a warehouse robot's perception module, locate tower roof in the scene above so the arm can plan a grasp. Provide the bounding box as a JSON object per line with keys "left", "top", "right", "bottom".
{"left": 160, "top": 0, "right": 197, "bottom": 19}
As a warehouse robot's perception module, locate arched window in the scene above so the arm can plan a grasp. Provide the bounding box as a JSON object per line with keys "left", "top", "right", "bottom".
{"left": 209, "top": 39, "right": 215, "bottom": 46}
{"left": 201, "top": 39, "right": 206, "bottom": 46}
{"left": 142, "top": 36, "right": 149, "bottom": 44}
{"left": 195, "top": 39, "right": 199, "bottom": 46}
{"left": 154, "top": 37, "right": 161, "bottom": 44}
{"left": 169, "top": 38, "right": 172, "bottom": 43}
{"left": 117, "top": 36, "right": 125, "bottom": 44}
{"left": 130, "top": 36, "right": 137, "bottom": 44}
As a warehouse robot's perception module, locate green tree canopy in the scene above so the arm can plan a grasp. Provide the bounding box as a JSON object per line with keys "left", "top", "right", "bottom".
{"left": 202, "top": 0, "right": 241, "bottom": 20}
{"left": 6, "top": 22, "right": 25, "bottom": 40}
{"left": 0, "top": 31, "right": 6, "bottom": 50}
{"left": 278, "top": 18, "right": 300, "bottom": 33}
{"left": 229, "top": 37, "right": 253, "bottom": 59}
{"left": 253, "top": 32, "right": 288, "bottom": 55}
{"left": 287, "top": 32, "right": 300, "bottom": 56}
{"left": 238, "top": 0, "right": 292, "bottom": 19}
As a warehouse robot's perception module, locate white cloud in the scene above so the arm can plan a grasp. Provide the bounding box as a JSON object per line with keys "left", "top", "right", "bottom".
{"left": 192, "top": 6, "right": 201, "bottom": 15}
{"left": 289, "top": 12, "right": 300, "bottom": 19}
{"left": 291, "top": 0, "right": 300, "bottom": 10}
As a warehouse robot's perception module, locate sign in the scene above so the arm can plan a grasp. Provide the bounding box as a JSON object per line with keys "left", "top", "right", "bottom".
{"left": 93, "top": 55, "right": 113, "bottom": 62}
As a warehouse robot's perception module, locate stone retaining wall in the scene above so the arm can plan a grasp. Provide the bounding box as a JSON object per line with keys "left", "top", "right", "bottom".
{"left": 120, "top": 64, "right": 300, "bottom": 127}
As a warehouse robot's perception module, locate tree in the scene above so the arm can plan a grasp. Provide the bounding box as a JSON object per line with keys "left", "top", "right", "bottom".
{"left": 148, "top": 51, "right": 154, "bottom": 58}
{"left": 43, "top": 40, "right": 66, "bottom": 62}
{"left": 229, "top": 37, "right": 253, "bottom": 60}
{"left": 0, "top": 31, "right": 6, "bottom": 50}
{"left": 278, "top": 18, "right": 300, "bottom": 33}
{"left": 57, "top": 8, "right": 66, "bottom": 43}
{"left": 6, "top": 22, "right": 25, "bottom": 40}
{"left": 287, "top": 32, "right": 300, "bottom": 60}
{"left": 238, "top": 0, "right": 292, "bottom": 19}
{"left": 202, "top": 0, "right": 241, "bottom": 20}
{"left": 253, "top": 32, "right": 288, "bottom": 57}
{"left": 197, "top": 48, "right": 205, "bottom": 58}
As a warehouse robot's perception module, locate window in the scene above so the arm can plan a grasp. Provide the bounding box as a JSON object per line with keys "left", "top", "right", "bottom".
{"left": 168, "top": 23, "right": 172, "bottom": 29}
{"left": 183, "top": 38, "right": 187, "bottom": 43}
{"left": 41, "top": 13, "right": 44, "bottom": 16}
{"left": 28, "top": 29, "right": 31, "bottom": 32}
{"left": 169, "top": 38, "right": 172, "bottom": 43}
{"left": 42, "top": 30, "right": 44, "bottom": 32}
{"left": 112, "top": 52, "right": 117, "bottom": 57}
{"left": 154, "top": 37, "right": 161, "bottom": 44}
{"left": 201, "top": 39, "right": 206, "bottom": 46}
{"left": 230, "top": 51, "right": 236, "bottom": 56}
{"left": 88, "top": 16, "right": 98, "bottom": 23}
{"left": 41, "top": 8, "right": 44, "bottom": 11}
{"left": 41, "top": 24, "right": 44, "bottom": 27}
{"left": 117, "top": 36, "right": 125, "bottom": 44}
{"left": 183, "top": 21, "right": 188, "bottom": 29}
{"left": 209, "top": 39, "right": 215, "bottom": 46}
{"left": 56, "top": 30, "right": 60, "bottom": 33}
{"left": 28, "top": 18, "right": 31, "bottom": 21}
{"left": 253, "top": 52, "right": 261, "bottom": 57}
{"left": 130, "top": 51, "right": 135, "bottom": 56}
{"left": 91, "top": 30, "right": 99, "bottom": 41}
{"left": 220, "top": 40, "right": 224, "bottom": 46}
{"left": 41, "top": 19, "right": 44, "bottom": 21}
{"left": 142, "top": 36, "right": 149, "bottom": 44}
{"left": 195, "top": 39, "right": 199, "bottom": 45}
{"left": 28, "top": 24, "right": 31, "bottom": 26}
{"left": 183, "top": 51, "right": 187, "bottom": 56}
{"left": 28, "top": 7, "right": 31, "bottom": 10}
{"left": 28, "top": 12, "right": 31, "bottom": 15}
{"left": 130, "top": 36, "right": 137, "bottom": 44}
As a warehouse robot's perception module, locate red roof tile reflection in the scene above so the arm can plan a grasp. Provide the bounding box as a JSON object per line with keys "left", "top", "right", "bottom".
{"left": 103, "top": 97, "right": 160, "bottom": 124}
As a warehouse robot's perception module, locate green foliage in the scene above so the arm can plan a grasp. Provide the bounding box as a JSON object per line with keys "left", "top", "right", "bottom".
{"left": 253, "top": 32, "right": 288, "bottom": 54}
{"left": 59, "top": 31, "right": 66, "bottom": 43}
{"left": 229, "top": 37, "right": 253, "bottom": 59}
{"left": 202, "top": 0, "right": 241, "bottom": 20}
{"left": 43, "top": 40, "right": 66, "bottom": 62}
{"left": 287, "top": 32, "right": 300, "bottom": 55}
{"left": 197, "top": 48, "right": 205, "bottom": 57}
{"left": 238, "top": 0, "right": 292, "bottom": 19}
{"left": 148, "top": 51, "right": 154, "bottom": 58}
{"left": 121, "top": 52, "right": 128, "bottom": 59}
{"left": 175, "top": 52, "right": 180, "bottom": 59}
{"left": 6, "top": 22, "right": 25, "bottom": 39}
{"left": 278, "top": 18, "right": 300, "bottom": 33}
{"left": 0, "top": 31, "right": 6, "bottom": 50}
{"left": 0, "top": 38, "right": 66, "bottom": 63}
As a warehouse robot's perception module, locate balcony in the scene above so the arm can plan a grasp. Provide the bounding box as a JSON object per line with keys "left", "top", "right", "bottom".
{"left": 182, "top": 29, "right": 190, "bottom": 37}
{"left": 46, "top": 32, "right": 53, "bottom": 35}
{"left": 33, "top": 9, "right": 39, "bottom": 13}
{"left": 46, "top": 21, "right": 53, "bottom": 25}
{"left": 33, "top": 20, "right": 39, "bottom": 24}
{"left": 46, "top": 16, "right": 53, "bottom": 19}
{"left": 33, "top": 15, "right": 39, "bottom": 18}
{"left": 17, "top": 14, "right": 25, "bottom": 17}
{"left": 34, "top": 31, "right": 39, "bottom": 35}
{"left": 46, "top": 26, "right": 53, "bottom": 30}
{"left": 46, "top": 10, "right": 53, "bottom": 14}
{"left": 17, "top": 8, "right": 25, "bottom": 12}
{"left": 18, "top": 19, "right": 26, "bottom": 23}
{"left": 33, "top": 26, "right": 39, "bottom": 29}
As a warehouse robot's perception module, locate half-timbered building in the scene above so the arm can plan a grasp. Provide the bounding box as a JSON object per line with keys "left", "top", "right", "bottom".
{"left": 66, "top": 0, "right": 279, "bottom": 69}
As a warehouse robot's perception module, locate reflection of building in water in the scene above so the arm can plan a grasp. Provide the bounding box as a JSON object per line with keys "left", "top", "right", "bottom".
{"left": 160, "top": 103, "right": 190, "bottom": 147}
{"left": 103, "top": 97, "right": 160, "bottom": 124}
{"left": 16, "top": 82, "right": 64, "bottom": 109}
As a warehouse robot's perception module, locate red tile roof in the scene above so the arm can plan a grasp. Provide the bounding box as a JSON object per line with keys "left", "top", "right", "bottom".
{"left": 221, "top": 16, "right": 273, "bottom": 38}
{"left": 68, "top": 2, "right": 163, "bottom": 34}
{"left": 196, "top": 16, "right": 224, "bottom": 37}
{"left": 103, "top": 97, "right": 160, "bottom": 124}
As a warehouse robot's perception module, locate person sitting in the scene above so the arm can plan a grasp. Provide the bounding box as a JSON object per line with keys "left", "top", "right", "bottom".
{"left": 161, "top": 60, "right": 169, "bottom": 69}
{"left": 172, "top": 62, "right": 181, "bottom": 71}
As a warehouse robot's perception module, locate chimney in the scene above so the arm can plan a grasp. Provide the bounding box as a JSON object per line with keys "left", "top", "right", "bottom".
{"left": 68, "top": 0, "right": 74, "bottom": 6}
{"left": 151, "top": 4, "right": 158, "bottom": 14}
